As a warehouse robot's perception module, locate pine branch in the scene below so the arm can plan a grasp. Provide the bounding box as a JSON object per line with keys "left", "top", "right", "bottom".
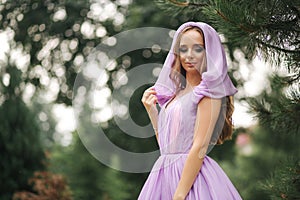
{"left": 166, "top": 0, "right": 208, "bottom": 7}
{"left": 155, "top": 0, "right": 300, "bottom": 79}
{"left": 256, "top": 39, "right": 299, "bottom": 54}
{"left": 167, "top": 0, "right": 188, "bottom": 6}
{"left": 155, "top": 0, "right": 208, "bottom": 19}
{"left": 246, "top": 75, "right": 300, "bottom": 135}
{"left": 163, "top": 0, "right": 257, "bottom": 33}
{"left": 215, "top": 10, "right": 257, "bottom": 33}
{"left": 287, "top": 73, "right": 300, "bottom": 84}
{"left": 262, "top": 159, "right": 300, "bottom": 200}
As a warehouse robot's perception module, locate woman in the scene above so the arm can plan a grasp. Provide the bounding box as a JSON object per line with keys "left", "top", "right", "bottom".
{"left": 139, "top": 22, "right": 242, "bottom": 200}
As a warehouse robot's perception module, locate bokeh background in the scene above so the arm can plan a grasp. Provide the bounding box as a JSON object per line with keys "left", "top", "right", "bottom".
{"left": 0, "top": 0, "right": 299, "bottom": 199}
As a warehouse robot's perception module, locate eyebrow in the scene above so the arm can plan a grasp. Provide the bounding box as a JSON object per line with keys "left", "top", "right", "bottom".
{"left": 179, "top": 44, "right": 205, "bottom": 47}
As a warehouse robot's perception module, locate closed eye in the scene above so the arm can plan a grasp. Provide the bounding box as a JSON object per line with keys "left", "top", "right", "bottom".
{"left": 179, "top": 47, "right": 187, "bottom": 53}
{"left": 195, "top": 46, "right": 204, "bottom": 53}
{"left": 179, "top": 44, "right": 205, "bottom": 54}
{"left": 194, "top": 44, "right": 204, "bottom": 52}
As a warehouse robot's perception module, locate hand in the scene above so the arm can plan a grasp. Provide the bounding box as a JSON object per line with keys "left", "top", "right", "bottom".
{"left": 141, "top": 86, "right": 158, "bottom": 113}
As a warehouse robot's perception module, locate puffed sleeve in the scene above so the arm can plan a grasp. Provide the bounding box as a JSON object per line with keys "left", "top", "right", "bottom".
{"left": 191, "top": 23, "right": 237, "bottom": 104}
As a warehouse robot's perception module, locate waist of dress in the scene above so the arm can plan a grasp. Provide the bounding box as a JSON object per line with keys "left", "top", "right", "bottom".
{"left": 160, "top": 152, "right": 189, "bottom": 156}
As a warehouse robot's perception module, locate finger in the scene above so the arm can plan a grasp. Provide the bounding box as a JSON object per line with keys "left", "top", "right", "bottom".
{"left": 146, "top": 89, "right": 156, "bottom": 95}
{"left": 142, "top": 93, "right": 155, "bottom": 104}
{"left": 142, "top": 90, "right": 151, "bottom": 99}
{"left": 150, "top": 89, "right": 157, "bottom": 95}
{"left": 150, "top": 94, "right": 158, "bottom": 103}
{"left": 147, "top": 95, "right": 158, "bottom": 105}
{"left": 143, "top": 90, "right": 156, "bottom": 100}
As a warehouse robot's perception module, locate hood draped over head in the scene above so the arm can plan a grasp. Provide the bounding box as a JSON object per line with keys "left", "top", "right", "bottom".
{"left": 154, "top": 22, "right": 237, "bottom": 106}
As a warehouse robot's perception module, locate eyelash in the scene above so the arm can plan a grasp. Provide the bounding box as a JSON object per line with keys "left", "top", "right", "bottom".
{"left": 179, "top": 46, "right": 204, "bottom": 53}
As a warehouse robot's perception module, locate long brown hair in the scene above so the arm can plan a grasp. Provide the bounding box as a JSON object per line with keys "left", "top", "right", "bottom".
{"left": 170, "top": 26, "right": 235, "bottom": 144}
{"left": 217, "top": 96, "right": 235, "bottom": 144}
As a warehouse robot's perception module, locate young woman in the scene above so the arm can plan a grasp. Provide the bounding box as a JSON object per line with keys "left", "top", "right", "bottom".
{"left": 139, "top": 22, "right": 242, "bottom": 200}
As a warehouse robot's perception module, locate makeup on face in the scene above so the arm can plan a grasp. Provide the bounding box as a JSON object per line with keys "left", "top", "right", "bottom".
{"left": 179, "top": 30, "right": 205, "bottom": 71}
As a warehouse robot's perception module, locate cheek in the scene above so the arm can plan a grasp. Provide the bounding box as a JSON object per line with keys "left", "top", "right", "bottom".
{"left": 179, "top": 54, "right": 186, "bottom": 63}
{"left": 195, "top": 52, "right": 205, "bottom": 60}
{"left": 194, "top": 52, "right": 206, "bottom": 66}
{"left": 196, "top": 54, "right": 207, "bottom": 72}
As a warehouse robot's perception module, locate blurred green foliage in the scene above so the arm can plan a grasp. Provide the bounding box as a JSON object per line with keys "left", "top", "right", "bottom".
{"left": 1, "top": 0, "right": 299, "bottom": 199}
{"left": 0, "top": 65, "right": 45, "bottom": 199}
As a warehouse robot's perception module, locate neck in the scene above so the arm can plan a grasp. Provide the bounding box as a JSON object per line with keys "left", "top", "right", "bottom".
{"left": 185, "top": 71, "right": 201, "bottom": 89}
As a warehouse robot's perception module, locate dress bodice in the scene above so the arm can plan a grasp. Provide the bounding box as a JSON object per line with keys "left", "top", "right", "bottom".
{"left": 158, "top": 92, "right": 197, "bottom": 155}
{"left": 157, "top": 91, "right": 225, "bottom": 156}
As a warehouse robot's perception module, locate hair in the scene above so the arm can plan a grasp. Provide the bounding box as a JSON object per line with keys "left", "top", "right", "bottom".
{"left": 217, "top": 96, "right": 234, "bottom": 144}
{"left": 170, "top": 26, "right": 235, "bottom": 144}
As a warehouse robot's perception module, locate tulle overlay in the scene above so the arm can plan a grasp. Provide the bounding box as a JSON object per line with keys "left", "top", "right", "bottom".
{"left": 138, "top": 22, "right": 242, "bottom": 199}
{"left": 154, "top": 22, "right": 238, "bottom": 107}
{"left": 138, "top": 92, "right": 242, "bottom": 200}
{"left": 138, "top": 154, "right": 241, "bottom": 200}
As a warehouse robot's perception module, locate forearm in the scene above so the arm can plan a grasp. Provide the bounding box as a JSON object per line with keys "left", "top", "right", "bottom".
{"left": 173, "top": 147, "right": 204, "bottom": 199}
{"left": 147, "top": 107, "right": 159, "bottom": 142}
{"left": 174, "top": 98, "right": 221, "bottom": 199}
{"left": 142, "top": 86, "right": 159, "bottom": 143}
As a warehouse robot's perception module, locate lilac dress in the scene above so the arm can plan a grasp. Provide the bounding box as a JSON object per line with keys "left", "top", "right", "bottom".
{"left": 138, "top": 21, "right": 242, "bottom": 199}
{"left": 138, "top": 91, "right": 242, "bottom": 200}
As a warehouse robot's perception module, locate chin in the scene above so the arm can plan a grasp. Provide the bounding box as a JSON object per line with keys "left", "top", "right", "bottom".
{"left": 184, "top": 66, "right": 200, "bottom": 73}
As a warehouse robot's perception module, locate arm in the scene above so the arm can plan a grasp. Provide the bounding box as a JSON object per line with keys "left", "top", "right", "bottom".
{"left": 173, "top": 97, "right": 221, "bottom": 200}
{"left": 141, "top": 87, "right": 159, "bottom": 143}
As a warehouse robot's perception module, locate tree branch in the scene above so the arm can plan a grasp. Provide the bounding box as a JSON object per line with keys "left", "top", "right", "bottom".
{"left": 256, "top": 39, "right": 299, "bottom": 54}
{"left": 167, "top": 0, "right": 208, "bottom": 7}
{"left": 215, "top": 10, "right": 257, "bottom": 33}
{"left": 166, "top": 0, "right": 256, "bottom": 33}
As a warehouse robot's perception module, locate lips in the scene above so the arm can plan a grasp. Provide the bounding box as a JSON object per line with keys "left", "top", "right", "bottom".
{"left": 185, "top": 62, "right": 196, "bottom": 67}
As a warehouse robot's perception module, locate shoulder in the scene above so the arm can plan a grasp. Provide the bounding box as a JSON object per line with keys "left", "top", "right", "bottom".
{"left": 197, "top": 97, "right": 222, "bottom": 112}
{"left": 197, "top": 97, "right": 221, "bottom": 105}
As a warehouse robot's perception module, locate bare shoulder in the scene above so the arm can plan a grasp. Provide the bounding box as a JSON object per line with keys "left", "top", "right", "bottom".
{"left": 197, "top": 97, "right": 221, "bottom": 108}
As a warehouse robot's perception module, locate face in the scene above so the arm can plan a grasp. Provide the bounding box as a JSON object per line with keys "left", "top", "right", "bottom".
{"left": 178, "top": 29, "right": 206, "bottom": 74}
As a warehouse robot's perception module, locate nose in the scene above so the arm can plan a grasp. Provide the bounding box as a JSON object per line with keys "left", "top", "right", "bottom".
{"left": 186, "top": 49, "right": 193, "bottom": 60}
